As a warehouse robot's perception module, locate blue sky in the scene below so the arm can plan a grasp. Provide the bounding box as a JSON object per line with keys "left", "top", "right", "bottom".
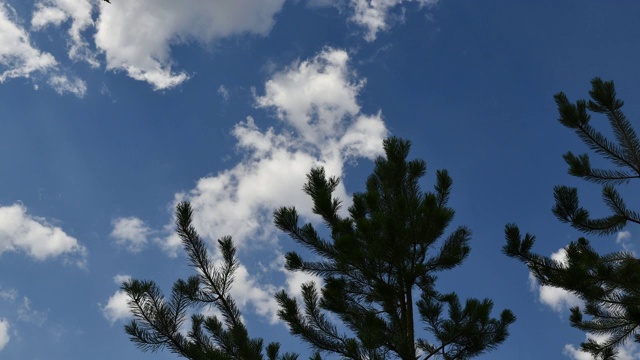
{"left": 1, "top": 1, "right": 639, "bottom": 359}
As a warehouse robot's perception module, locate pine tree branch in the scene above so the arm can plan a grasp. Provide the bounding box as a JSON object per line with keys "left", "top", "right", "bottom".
{"left": 277, "top": 137, "right": 512, "bottom": 359}
{"left": 563, "top": 152, "right": 638, "bottom": 185}
{"left": 125, "top": 201, "right": 297, "bottom": 360}
{"left": 556, "top": 91, "right": 636, "bottom": 172}
{"left": 587, "top": 78, "right": 640, "bottom": 174}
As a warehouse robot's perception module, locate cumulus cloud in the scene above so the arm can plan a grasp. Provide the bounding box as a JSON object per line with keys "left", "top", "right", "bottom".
{"left": 0, "top": 3, "right": 57, "bottom": 82}
{"left": 528, "top": 248, "right": 582, "bottom": 313}
{"left": 3, "top": 0, "right": 441, "bottom": 93}
{"left": 256, "top": 49, "right": 362, "bottom": 146}
{"left": 0, "top": 319, "right": 9, "bottom": 351}
{"left": 31, "top": 0, "right": 98, "bottom": 66}
{"left": 142, "top": 48, "right": 388, "bottom": 324}
{"left": 101, "top": 275, "right": 132, "bottom": 324}
{"left": 161, "top": 48, "right": 387, "bottom": 256}
{"left": 94, "top": 0, "right": 286, "bottom": 90}
{"left": 349, "top": 0, "right": 439, "bottom": 41}
{"left": 0, "top": 203, "right": 87, "bottom": 267}
{"left": 110, "top": 217, "right": 151, "bottom": 253}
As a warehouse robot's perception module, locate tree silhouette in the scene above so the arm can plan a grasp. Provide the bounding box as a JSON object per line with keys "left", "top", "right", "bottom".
{"left": 275, "top": 137, "right": 515, "bottom": 360}
{"left": 504, "top": 78, "right": 640, "bottom": 359}
{"left": 123, "top": 202, "right": 297, "bottom": 360}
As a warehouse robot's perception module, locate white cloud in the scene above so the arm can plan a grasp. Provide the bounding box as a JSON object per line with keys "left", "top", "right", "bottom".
{"left": 17, "top": 297, "right": 47, "bottom": 326}
{"left": 533, "top": 236, "right": 640, "bottom": 315}
{"left": 94, "top": 0, "right": 286, "bottom": 90}
{"left": 217, "top": 84, "right": 230, "bottom": 101}
{"left": 0, "top": 3, "right": 87, "bottom": 96}
{"left": 229, "top": 265, "right": 280, "bottom": 323}
{"left": 563, "top": 333, "right": 640, "bottom": 360}
{"left": 616, "top": 231, "right": 635, "bottom": 254}
{"left": 255, "top": 49, "right": 363, "bottom": 147}
{"left": 47, "top": 74, "right": 87, "bottom": 97}
{"left": 528, "top": 248, "right": 582, "bottom": 313}
{"left": 149, "top": 48, "right": 387, "bottom": 324}
{"left": 0, "top": 289, "right": 17, "bottom": 302}
{"left": 0, "top": 203, "right": 87, "bottom": 267}
{"left": 268, "top": 250, "right": 323, "bottom": 299}
{"left": 0, "top": 289, "right": 47, "bottom": 326}
{"left": 563, "top": 343, "right": 596, "bottom": 360}
{"left": 110, "top": 217, "right": 151, "bottom": 253}
{"left": 101, "top": 265, "right": 279, "bottom": 325}
{"left": 284, "top": 264, "right": 323, "bottom": 298}
{"left": 536, "top": 281, "right": 582, "bottom": 313}
{"left": 339, "top": 111, "right": 389, "bottom": 159}
{"left": 350, "top": 0, "right": 401, "bottom": 42}
{"left": 31, "top": 5, "right": 67, "bottom": 28}
{"left": 31, "top": 0, "right": 98, "bottom": 67}
{"left": 561, "top": 232, "right": 640, "bottom": 359}
{"left": 101, "top": 275, "right": 132, "bottom": 324}
{"left": 113, "top": 274, "right": 132, "bottom": 285}
{"left": 0, "top": 319, "right": 9, "bottom": 351}
{"left": 160, "top": 48, "right": 387, "bottom": 257}
{"left": 0, "top": 3, "right": 57, "bottom": 82}
{"left": 349, "top": 0, "right": 439, "bottom": 41}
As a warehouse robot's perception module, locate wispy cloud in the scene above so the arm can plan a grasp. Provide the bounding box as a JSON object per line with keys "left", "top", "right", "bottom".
{"left": 0, "top": 288, "right": 48, "bottom": 351}
{"left": 0, "top": 289, "right": 17, "bottom": 302}
{"left": 47, "top": 74, "right": 87, "bottom": 97}
{"left": 217, "top": 84, "right": 231, "bottom": 102}
{"left": 17, "top": 296, "right": 47, "bottom": 327}
{"left": 31, "top": 0, "right": 98, "bottom": 67}
{"left": 349, "top": 0, "right": 439, "bottom": 41}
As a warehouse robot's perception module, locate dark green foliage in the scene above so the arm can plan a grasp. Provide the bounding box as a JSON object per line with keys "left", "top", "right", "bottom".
{"left": 504, "top": 78, "right": 640, "bottom": 359}
{"left": 123, "top": 201, "right": 298, "bottom": 360}
{"left": 553, "top": 78, "right": 640, "bottom": 234}
{"left": 275, "top": 137, "right": 515, "bottom": 360}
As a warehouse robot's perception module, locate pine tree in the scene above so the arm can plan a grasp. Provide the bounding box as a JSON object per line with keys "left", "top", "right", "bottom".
{"left": 123, "top": 201, "right": 298, "bottom": 360}
{"left": 274, "top": 137, "right": 515, "bottom": 360}
{"left": 504, "top": 78, "right": 640, "bottom": 359}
